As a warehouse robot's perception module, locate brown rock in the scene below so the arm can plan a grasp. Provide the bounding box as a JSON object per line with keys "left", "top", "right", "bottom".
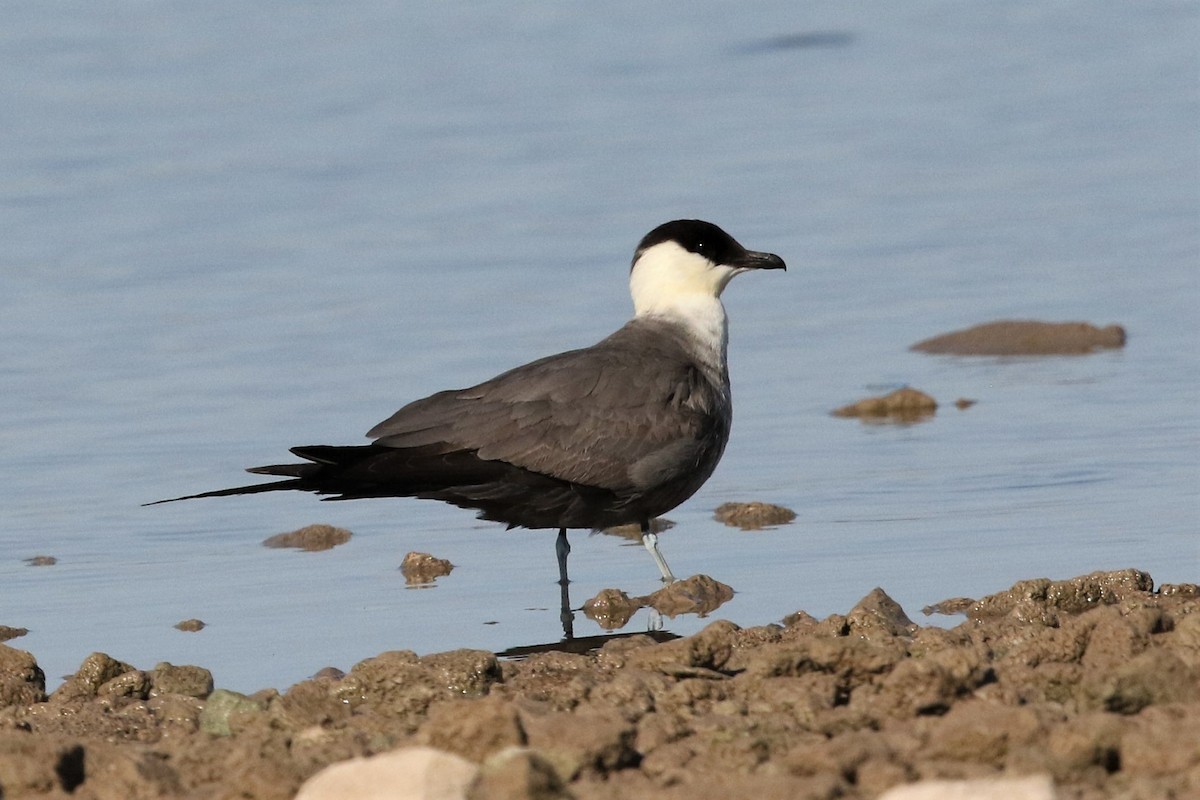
{"left": 0, "top": 627, "right": 28, "bottom": 643}
{"left": 150, "top": 662, "right": 214, "bottom": 699}
{"left": 520, "top": 708, "right": 637, "bottom": 781}
{"left": 99, "top": 670, "right": 152, "bottom": 700}
{"left": 641, "top": 575, "right": 734, "bottom": 618}
{"left": 969, "top": 569, "right": 1154, "bottom": 621}
{"left": 1118, "top": 704, "right": 1200, "bottom": 777}
{"left": 911, "top": 319, "right": 1126, "bottom": 355}
{"left": 0, "top": 732, "right": 84, "bottom": 795}
{"left": 583, "top": 588, "right": 641, "bottom": 630}
{"left": 400, "top": 551, "right": 454, "bottom": 585}
{"left": 147, "top": 692, "right": 205, "bottom": 732}
{"left": 417, "top": 696, "right": 527, "bottom": 762}
{"left": 0, "top": 644, "right": 46, "bottom": 707}
{"left": 626, "top": 619, "right": 740, "bottom": 673}
{"left": 832, "top": 387, "right": 937, "bottom": 422}
{"left": 468, "top": 747, "right": 573, "bottom": 800}
{"left": 278, "top": 676, "right": 353, "bottom": 730}
{"left": 262, "top": 523, "right": 352, "bottom": 551}
{"left": 921, "top": 597, "right": 975, "bottom": 616}
{"left": 23, "top": 555, "right": 57, "bottom": 566}
{"left": 336, "top": 648, "right": 501, "bottom": 733}
{"left": 923, "top": 700, "right": 1043, "bottom": 766}
{"left": 712, "top": 501, "right": 796, "bottom": 530}
{"left": 174, "top": 618, "right": 206, "bottom": 632}
{"left": 846, "top": 587, "right": 918, "bottom": 641}
{"left": 865, "top": 646, "right": 991, "bottom": 717}
{"left": 1089, "top": 650, "right": 1199, "bottom": 713}
{"left": 53, "top": 652, "right": 136, "bottom": 702}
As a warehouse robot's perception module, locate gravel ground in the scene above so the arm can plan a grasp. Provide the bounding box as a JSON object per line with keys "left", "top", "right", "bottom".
{"left": 1, "top": 568, "right": 1196, "bottom": 799}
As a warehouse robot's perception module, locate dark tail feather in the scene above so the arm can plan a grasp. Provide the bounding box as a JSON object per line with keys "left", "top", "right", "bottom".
{"left": 144, "top": 445, "right": 371, "bottom": 506}
{"left": 143, "top": 478, "right": 307, "bottom": 506}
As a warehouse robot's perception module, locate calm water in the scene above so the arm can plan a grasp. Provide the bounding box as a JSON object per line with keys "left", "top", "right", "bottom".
{"left": 2, "top": 2, "right": 1197, "bottom": 693}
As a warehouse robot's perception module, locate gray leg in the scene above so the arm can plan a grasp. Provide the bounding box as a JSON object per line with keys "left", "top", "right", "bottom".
{"left": 556, "top": 528, "right": 570, "bottom": 586}
{"left": 556, "top": 528, "right": 574, "bottom": 639}
{"left": 641, "top": 521, "right": 676, "bottom": 583}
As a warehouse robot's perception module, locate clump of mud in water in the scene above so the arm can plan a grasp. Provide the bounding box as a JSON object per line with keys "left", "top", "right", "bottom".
{"left": 713, "top": 501, "right": 796, "bottom": 530}
{"left": 833, "top": 387, "right": 938, "bottom": 423}
{"left": 400, "top": 552, "right": 454, "bottom": 586}
{"left": 583, "top": 575, "right": 736, "bottom": 630}
{"left": 262, "top": 524, "right": 352, "bottom": 552}
{"left": 911, "top": 320, "right": 1126, "bottom": 355}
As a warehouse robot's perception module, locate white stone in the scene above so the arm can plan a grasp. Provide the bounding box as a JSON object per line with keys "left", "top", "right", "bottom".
{"left": 878, "top": 774, "right": 1057, "bottom": 800}
{"left": 295, "top": 746, "right": 478, "bottom": 800}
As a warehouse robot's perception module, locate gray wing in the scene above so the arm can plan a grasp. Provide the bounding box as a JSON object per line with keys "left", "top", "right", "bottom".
{"left": 366, "top": 333, "right": 726, "bottom": 493}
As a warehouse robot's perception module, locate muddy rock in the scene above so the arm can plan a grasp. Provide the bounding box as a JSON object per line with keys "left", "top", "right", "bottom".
{"left": 583, "top": 576, "right": 735, "bottom": 630}
{"left": 642, "top": 575, "right": 734, "bottom": 617}
{"left": 99, "top": 669, "right": 152, "bottom": 700}
{"left": 401, "top": 551, "right": 455, "bottom": 585}
{"left": 625, "top": 619, "right": 740, "bottom": 674}
{"left": 174, "top": 618, "right": 206, "bottom": 632}
{"left": 521, "top": 707, "right": 637, "bottom": 781}
{"left": 0, "top": 732, "right": 84, "bottom": 796}
{"left": 921, "top": 597, "right": 975, "bottom": 616}
{"left": 583, "top": 589, "right": 640, "bottom": 630}
{"left": 23, "top": 555, "right": 57, "bottom": 567}
{"left": 52, "top": 652, "right": 136, "bottom": 702}
{"left": 200, "top": 688, "right": 272, "bottom": 736}
{"left": 911, "top": 319, "right": 1126, "bottom": 355}
{"left": 832, "top": 387, "right": 937, "bottom": 422}
{"left": 468, "top": 746, "right": 573, "bottom": 800}
{"left": 0, "top": 627, "right": 28, "bottom": 643}
{"left": 416, "top": 696, "right": 526, "bottom": 761}
{"left": 0, "top": 644, "right": 46, "bottom": 707}
{"left": 712, "top": 501, "right": 796, "bottom": 530}
{"left": 846, "top": 587, "right": 919, "bottom": 641}
{"left": 151, "top": 662, "right": 214, "bottom": 699}
{"left": 262, "top": 523, "right": 353, "bottom": 551}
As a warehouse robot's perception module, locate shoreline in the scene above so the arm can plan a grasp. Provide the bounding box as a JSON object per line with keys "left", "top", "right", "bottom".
{"left": 1, "top": 568, "right": 1196, "bottom": 799}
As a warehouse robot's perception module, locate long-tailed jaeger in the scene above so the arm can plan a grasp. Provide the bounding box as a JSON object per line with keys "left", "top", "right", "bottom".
{"left": 150, "top": 219, "right": 786, "bottom": 582}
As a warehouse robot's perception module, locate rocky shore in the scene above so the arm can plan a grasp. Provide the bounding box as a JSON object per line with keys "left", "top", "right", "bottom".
{"left": 1, "top": 568, "right": 1196, "bottom": 799}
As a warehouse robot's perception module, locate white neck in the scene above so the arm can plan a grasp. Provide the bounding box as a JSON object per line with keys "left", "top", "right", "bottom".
{"left": 634, "top": 294, "right": 731, "bottom": 375}
{"left": 628, "top": 241, "right": 739, "bottom": 370}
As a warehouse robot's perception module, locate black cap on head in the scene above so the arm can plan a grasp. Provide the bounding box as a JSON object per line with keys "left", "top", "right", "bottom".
{"left": 632, "top": 220, "right": 786, "bottom": 272}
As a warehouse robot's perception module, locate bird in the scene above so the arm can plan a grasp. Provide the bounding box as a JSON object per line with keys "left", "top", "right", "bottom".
{"left": 149, "top": 219, "right": 785, "bottom": 583}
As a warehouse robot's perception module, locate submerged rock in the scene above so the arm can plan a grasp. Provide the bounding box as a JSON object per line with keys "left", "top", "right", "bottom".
{"left": 583, "top": 588, "right": 641, "bottom": 630}
{"left": 584, "top": 575, "right": 736, "bottom": 631}
{"left": 642, "top": 575, "right": 735, "bottom": 618}
{"left": 0, "top": 626, "right": 29, "bottom": 643}
{"left": 263, "top": 523, "right": 353, "bottom": 552}
{"left": 401, "top": 551, "right": 455, "bottom": 586}
{"left": 833, "top": 387, "right": 938, "bottom": 422}
{"left": 911, "top": 320, "right": 1126, "bottom": 355}
{"left": 712, "top": 501, "right": 796, "bottom": 530}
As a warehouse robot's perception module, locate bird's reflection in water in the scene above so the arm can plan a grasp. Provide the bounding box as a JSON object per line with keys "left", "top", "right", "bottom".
{"left": 498, "top": 551, "right": 735, "bottom": 659}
